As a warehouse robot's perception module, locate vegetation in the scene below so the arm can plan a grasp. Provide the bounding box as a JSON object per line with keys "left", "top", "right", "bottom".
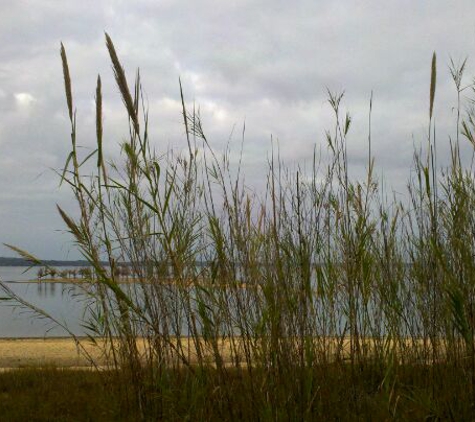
{"left": 0, "top": 367, "right": 127, "bottom": 421}
{"left": 0, "top": 363, "right": 472, "bottom": 421}
{"left": 2, "top": 36, "right": 475, "bottom": 420}
{"left": 34, "top": 266, "right": 134, "bottom": 282}
{"left": 35, "top": 266, "right": 84, "bottom": 281}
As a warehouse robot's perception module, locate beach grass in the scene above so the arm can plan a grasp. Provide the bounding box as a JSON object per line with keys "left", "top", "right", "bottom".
{"left": 2, "top": 35, "right": 475, "bottom": 420}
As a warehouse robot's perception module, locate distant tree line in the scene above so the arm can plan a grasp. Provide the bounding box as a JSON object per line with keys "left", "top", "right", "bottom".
{"left": 0, "top": 256, "right": 96, "bottom": 267}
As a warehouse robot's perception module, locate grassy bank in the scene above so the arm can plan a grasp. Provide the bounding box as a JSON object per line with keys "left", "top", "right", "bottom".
{"left": 0, "top": 367, "right": 125, "bottom": 422}
{"left": 2, "top": 36, "right": 475, "bottom": 420}
{"left": 0, "top": 363, "right": 473, "bottom": 421}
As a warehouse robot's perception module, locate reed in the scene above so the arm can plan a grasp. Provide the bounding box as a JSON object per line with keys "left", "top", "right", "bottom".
{"left": 2, "top": 36, "right": 475, "bottom": 420}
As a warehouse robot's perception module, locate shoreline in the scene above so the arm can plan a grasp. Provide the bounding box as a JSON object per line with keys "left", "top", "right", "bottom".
{"left": 0, "top": 335, "right": 453, "bottom": 370}
{"left": 5, "top": 278, "right": 253, "bottom": 289}
{"left": 8, "top": 278, "right": 138, "bottom": 284}
{"left": 0, "top": 337, "right": 106, "bottom": 369}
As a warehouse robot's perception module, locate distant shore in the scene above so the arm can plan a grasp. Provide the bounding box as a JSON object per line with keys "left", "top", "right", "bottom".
{"left": 0, "top": 257, "right": 94, "bottom": 267}
{"left": 12, "top": 277, "right": 252, "bottom": 289}
{"left": 16, "top": 277, "right": 137, "bottom": 284}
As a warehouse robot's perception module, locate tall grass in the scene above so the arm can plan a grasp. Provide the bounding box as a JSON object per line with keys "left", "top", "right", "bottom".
{"left": 3, "top": 36, "right": 475, "bottom": 420}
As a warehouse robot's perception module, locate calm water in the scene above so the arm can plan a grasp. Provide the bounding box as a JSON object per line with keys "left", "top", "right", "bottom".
{"left": 0, "top": 266, "right": 401, "bottom": 339}
{"left": 0, "top": 266, "right": 89, "bottom": 337}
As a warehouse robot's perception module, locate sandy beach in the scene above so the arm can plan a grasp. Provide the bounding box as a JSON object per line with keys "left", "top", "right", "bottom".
{"left": 0, "top": 335, "right": 445, "bottom": 371}
{"left": 0, "top": 338, "right": 107, "bottom": 369}
{"left": 0, "top": 337, "right": 235, "bottom": 369}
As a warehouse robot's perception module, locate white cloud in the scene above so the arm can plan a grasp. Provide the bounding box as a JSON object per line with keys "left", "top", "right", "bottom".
{"left": 14, "top": 92, "right": 36, "bottom": 108}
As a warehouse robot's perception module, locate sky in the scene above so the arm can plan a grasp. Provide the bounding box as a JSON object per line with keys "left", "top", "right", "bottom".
{"left": 0, "top": 0, "right": 474, "bottom": 260}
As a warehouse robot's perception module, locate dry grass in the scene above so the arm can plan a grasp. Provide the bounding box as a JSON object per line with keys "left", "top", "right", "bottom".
{"left": 2, "top": 36, "right": 475, "bottom": 420}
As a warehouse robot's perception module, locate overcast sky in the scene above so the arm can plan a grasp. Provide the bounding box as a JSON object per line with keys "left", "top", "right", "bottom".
{"left": 0, "top": 0, "right": 474, "bottom": 260}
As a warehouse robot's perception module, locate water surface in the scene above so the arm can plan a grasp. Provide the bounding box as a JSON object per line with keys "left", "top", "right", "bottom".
{"left": 0, "top": 266, "right": 89, "bottom": 337}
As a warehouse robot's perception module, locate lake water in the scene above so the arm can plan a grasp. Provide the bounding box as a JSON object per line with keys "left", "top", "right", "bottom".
{"left": 0, "top": 266, "right": 89, "bottom": 337}
{"left": 0, "top": 266, "right": 401, "bottom": 339}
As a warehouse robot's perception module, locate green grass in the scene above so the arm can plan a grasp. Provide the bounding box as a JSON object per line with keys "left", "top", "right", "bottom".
{"left": 0, "top": 363, "right": 473, "bottom": 421}
{"left": 2, "top": 36, "right": 475, "bottom": 420}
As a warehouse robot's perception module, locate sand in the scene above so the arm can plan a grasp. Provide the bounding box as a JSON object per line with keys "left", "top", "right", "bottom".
{"left": 0, "top": 336, "right": 446, "bottom": 371}
{"left": 0, "top": 338, "right": 107, "bottom": 369}
{"left": 0, "top": 337, "right": 235, "bottom": 369}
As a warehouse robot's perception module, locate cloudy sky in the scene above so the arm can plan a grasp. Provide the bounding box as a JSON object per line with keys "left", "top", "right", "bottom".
{"left": 0, "top": 0, "right": 474, "bottom": 260}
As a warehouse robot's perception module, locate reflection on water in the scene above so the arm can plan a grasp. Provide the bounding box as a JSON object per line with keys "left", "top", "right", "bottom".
{"left": 35, "top": 281, "right": 82, "bottom": 298}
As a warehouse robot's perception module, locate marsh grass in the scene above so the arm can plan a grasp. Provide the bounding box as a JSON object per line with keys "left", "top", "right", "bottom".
{"left": 0, "top": 367, "right": 128, "bottom": 421}
{"left": 0, "top": 362, "right": 473, "bottom": 421}
{"left": 2, "top": 36, "right": 475, "bottom": 420}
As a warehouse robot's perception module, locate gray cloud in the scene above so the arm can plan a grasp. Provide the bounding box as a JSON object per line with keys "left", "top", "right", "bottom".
{"left": 0, "top": 0, "right": 474, "bottom": 259}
